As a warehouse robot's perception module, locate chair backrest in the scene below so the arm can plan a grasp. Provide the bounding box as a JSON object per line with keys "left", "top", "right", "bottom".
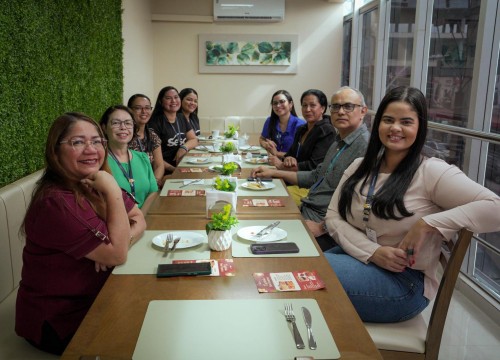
{"left": 425, "top": 228, "right": 473, "bottom": 359}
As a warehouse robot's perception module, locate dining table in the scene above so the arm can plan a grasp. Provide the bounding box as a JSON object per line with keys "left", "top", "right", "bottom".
{"left": 61, "top": 213, "right": 382, "bottom": 360}
{"left": 60, "top": 132, "right": 381, "bottom": 359}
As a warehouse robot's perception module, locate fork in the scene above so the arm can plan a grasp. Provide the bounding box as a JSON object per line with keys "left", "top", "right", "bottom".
{"left": 162, "top": 233, "right": 173, "bottom": 257}
{"left": 284, "top": 303, "right": 305, "bottom": 349}
{"left": 256, "top": 177, "right": 263, "bottom": 187}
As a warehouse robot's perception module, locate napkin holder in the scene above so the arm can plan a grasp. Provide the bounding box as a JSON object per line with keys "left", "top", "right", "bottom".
{"left": 206, "top": 189, "right": 237, "bottom": 219}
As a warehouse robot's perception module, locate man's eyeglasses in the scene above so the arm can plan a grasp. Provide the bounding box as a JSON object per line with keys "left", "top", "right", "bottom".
{"left": 329, "top": 103, "right": 363, "bottom": 113}
{"left": 60, "top": 137, "right": 107, "bottom": 150}
{"left": 110, "top": 120, "right": 134, "bottom": 129}
{"left": 131, "top": 106, "right": 153, "bottom": 112}
{"left": 272, "top": 99, "right": 288, "bottom": 107}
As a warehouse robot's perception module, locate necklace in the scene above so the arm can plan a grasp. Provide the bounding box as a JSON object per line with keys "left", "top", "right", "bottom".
{"left": 108, "top": 149, "right": 135, "bottom": 197}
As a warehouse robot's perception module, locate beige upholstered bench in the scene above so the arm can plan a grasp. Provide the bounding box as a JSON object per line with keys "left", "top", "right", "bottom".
{"left": 0, "top": 169, "right": 58, "bottom": 359}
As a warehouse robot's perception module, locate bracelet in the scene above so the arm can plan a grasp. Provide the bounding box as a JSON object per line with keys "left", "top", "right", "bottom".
{"left": 180, "top": 145, "right": 188, "bottom": 152}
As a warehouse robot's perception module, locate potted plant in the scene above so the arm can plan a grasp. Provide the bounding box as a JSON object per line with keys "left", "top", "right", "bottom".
{"left": 213, "top": 176, "right": 237, "bottom": 192}
{"left": 206, "top": 204, "right": 238, "bottom": 251}
{"left": 220, "top": 162, "right": 239, "bottom": 175}
{"left": 219, "top": 141, "right": 236, "bottom": 154}
{"left": 224, "top": 123, "right": 239, "bottom": 139}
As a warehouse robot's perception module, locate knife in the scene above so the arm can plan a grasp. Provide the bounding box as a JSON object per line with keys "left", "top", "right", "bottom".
{"left": 302, "top": 307, "right": 317, "bottom": 350}
{"left": 254, "top": 221, "right": 280, "bottom": 238}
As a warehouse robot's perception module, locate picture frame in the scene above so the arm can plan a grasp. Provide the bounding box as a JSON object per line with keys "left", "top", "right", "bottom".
{"left": 198, "top": 34, "right": 298, "bottom": 74}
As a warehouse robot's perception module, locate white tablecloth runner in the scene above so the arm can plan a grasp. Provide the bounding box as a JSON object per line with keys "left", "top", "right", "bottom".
{"left": 113, "top": 230, "right": 210, "bottom": 275}
{"left": 231, "top": 219, "right": 320, "bottom": 258}
{"left": 133, "top": 298, "right": 340, "bottom": 360}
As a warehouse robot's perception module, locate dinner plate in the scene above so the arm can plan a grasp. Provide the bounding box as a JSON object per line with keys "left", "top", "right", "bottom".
{"left": 187, "top": 157, "right": 211, "bottom": 164}
{"left": 245, "top": 157, "right": 268, "bottom": 165}
{"left": 152, "top": 232, "right": 205, "bottom": 250}
{"left": 237, "top": 226, "right": 287, "bottom": 242}
{"left": 241, "top": 181, "right": 276, "bottom": 190}
{"left": 208, "top": 146, "right": 222, "bottom": 153}
{"left": 194, "top": 145, "right": 210, "bottom": 151}
{"left": 240, "top": 145, "right": 261, "bottom": 151}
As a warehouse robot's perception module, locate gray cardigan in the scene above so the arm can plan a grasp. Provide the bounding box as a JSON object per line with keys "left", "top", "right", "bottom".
{"left": 298, "top": 123, "right": 370, "bottom": 222}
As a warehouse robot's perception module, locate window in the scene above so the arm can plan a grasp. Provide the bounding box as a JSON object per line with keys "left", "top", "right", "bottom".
{"left": 358, "top": 7, "right": 378, "bottom": 108}
{"left": 343, "top": 0, "right": 500, "bottom": 302}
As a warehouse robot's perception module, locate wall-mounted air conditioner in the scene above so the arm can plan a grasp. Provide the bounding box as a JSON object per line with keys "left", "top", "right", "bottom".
{"left": 214, "top": 0, "right": 285, "bottom": 22}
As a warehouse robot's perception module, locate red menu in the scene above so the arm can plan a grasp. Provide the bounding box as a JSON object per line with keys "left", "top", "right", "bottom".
{"left": 178, "top": 168, "right": 203, "bottom": 173}
{"left": 253, "top": 270, "right": 325, "bottom": 293}
{"left": 167, "top": 190, "right": 206, "bottom": 197}
{"left": 172, "top": 259, "right": 235, "bottom": 276}
{"left": 241, "top": 199, "right": 285, "bottom": 207}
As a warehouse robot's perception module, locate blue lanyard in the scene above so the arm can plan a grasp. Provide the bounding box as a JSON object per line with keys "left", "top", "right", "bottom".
{"left": 362, "top": 170, "right": 379, "bottom": 223}
{"left": 310, "top": 143, "right": 348, "bottom": 191}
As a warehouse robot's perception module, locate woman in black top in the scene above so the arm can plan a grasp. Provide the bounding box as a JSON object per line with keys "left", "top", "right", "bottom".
{"left": 149, "top": 86, "right": 198, "bottom": 174}
{"left": 269, "top": 89, "right": 335, "bottom": 171}
{"left": 179, "top": 88, "right": 201, "bottom": 137}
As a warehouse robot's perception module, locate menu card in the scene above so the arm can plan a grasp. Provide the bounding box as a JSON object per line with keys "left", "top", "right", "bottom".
{"left": 253, "top": 270, "right": 325, "bottom": 293}
{"left": 173, "top": 259, "right": 235, "bottom": 276}
{"left": 178, "top": 168, "right": 204, "bottom": 173}
{"left": 167, "top": 189, "right": 206, "bottom": 197}
{"left": 241, "top": 198, "right": 284, "bottom": 207}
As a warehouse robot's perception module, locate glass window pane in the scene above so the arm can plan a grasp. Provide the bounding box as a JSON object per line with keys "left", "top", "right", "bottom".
{"left": 359, "top": 8, "right": 378, "bottom": 108}
{"left": 344, "top": 0, "right": 354, "bottom": 16}
{"left": 342, "top": 20, "right": 352, "bottom": 86}
{"left": 426, "top": 1, "right": 481, "bottom": 128}
{"left": 386, "top": 2, "right": 416, "bottom": 91}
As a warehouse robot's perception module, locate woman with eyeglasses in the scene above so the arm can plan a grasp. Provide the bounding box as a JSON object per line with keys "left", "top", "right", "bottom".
{"left": 16, "top": 113, "right": 146, "bottom": 355}
{"left": 324, "top": 86, "right": 500, "bottom": 322}
{"left": 100, "top": 105, "right": 158, "bottom": 214}
{"left": 179, "top": 88, "right": 201, "bottom": 137}
{"left": 127, "top": 94, "right": 164, "bottom": 186}
{"left": 259, "top": 90, "right": 305, "bottom": 158}
{"left": 149, "top": 86, "right": 198, "bottom": 174}
{"left": 268, "top": 89, "right": 335, "bottom": 172}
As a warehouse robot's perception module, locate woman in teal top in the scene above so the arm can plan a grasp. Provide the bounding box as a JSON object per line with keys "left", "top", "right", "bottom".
{"left": 100, "top": 105, "right": 158, "bottom": 214}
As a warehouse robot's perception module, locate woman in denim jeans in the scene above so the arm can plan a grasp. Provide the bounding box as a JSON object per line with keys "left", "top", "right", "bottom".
{"left": 323, "top": 86, "right": 500, "bottom": 322}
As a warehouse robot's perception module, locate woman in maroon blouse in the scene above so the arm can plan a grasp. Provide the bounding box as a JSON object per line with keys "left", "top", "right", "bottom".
{"left": 15, "top": 113, "right": 146, "bottom": 355}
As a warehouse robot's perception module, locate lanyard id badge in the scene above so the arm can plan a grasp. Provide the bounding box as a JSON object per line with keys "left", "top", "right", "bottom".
{"left": 363, "top": 169, "right": 379, "bottom": 242}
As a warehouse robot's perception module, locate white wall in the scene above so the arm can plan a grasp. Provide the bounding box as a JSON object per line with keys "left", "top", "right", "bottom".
{"left": 122, "top": 0, "right": 155, "bottom": 103}
{"left": 123, "top": 0, "right": 344, "bottom": 118}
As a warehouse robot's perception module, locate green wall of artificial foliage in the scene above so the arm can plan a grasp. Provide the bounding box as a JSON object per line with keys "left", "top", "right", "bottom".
{"left": 0, "top": 0, "right": 123, "bottom": 187}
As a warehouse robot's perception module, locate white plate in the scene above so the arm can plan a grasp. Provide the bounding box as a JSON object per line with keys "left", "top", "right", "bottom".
{"left": 194, "top": 145, "right": 210, "bottom": 151}
{"left": 208, "top": 146, "right": 222, "bottom": 153}
{"left": 240, "top": 145, "right": 261, "bottom": 151}
{"left": 241, "top": 182, "right": 275, "bottom": 191}
{"left": 245, "top": 157, "right": 268, "bottom": 165}
{"left": 152, "top": 232, "right": 205, "bottom": 250}
{"left": 187, "top": 157, "right": 211, "bottom": 164}
{"left": 237, "top": 226, "right": 287, "bottom": 242}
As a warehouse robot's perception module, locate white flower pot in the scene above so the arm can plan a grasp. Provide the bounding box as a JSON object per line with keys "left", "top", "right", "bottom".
{"left": 208, "top": 230, "right": 232, "bottom": 251}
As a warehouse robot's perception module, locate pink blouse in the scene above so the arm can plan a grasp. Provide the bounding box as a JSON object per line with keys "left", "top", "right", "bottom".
{"left": 325, "top": 157, "right": 500, "bottom": 300}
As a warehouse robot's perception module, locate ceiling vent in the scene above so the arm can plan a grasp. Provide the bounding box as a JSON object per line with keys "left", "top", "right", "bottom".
{"left": 214, "top": 0, "right": 285, "bottom": 22}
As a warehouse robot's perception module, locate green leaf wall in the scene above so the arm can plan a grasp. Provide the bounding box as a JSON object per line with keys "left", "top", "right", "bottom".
{"left": 0, "top": 0, "right": 123, "bottom": 187}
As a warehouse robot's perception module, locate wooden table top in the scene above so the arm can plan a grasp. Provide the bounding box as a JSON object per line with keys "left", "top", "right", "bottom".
{"left": 61, "top": 216, "right": 382, "bottom": 360}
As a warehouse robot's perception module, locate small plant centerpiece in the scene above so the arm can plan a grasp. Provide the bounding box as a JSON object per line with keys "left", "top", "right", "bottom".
{"left": 213, "top": 176, "right": 237, "bottom": 192}
{"left": 206, "top": 204, "right": 238, "bottom": 251}
{"left": 220, "top": 162, "right": 239, "bottom": 176}
{"left": 224, "top": 123, "right": 239, "bottom": 139}
{"left": 219, "top": 141, "right": 236, "bottom": 154}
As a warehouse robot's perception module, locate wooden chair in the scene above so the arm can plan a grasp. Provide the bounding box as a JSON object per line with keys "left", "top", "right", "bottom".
{"left": 365, "top": 229, "right": 473, "bottom": 360}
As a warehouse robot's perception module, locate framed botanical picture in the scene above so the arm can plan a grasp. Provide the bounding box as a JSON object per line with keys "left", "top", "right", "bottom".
{"left": 198, "top": 34, "right": 298, "bottom": 74}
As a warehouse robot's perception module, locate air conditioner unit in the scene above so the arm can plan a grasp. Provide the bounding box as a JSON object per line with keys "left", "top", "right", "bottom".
{"left": 214, "top": 0, "right": 285, "bottom": 22}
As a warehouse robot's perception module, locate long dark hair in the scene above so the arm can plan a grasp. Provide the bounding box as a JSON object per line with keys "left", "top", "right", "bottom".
{"left": 268, "top": 90, "right": 298, "bottom": 141}
{"left": 338, "top": 86, "right": 428, "bottom": 220}
{"left": 179, "top": 88, "right": 199, "bottom": 116}
{"left": 128, "top": 94, "right": 154, "bottom": 152}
